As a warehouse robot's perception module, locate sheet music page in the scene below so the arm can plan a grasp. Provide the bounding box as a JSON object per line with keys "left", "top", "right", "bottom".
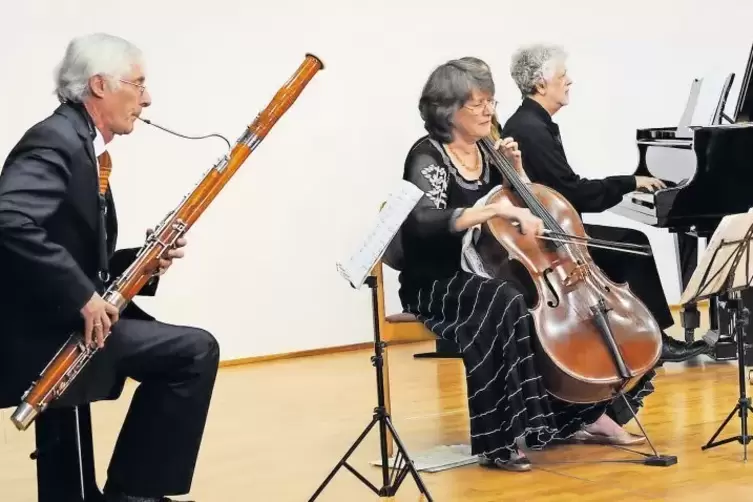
{"left": 694, "top": 73, "right": 731, "bottom": 126}
{"left": 336, "top": 180, "right": 424, "bottom": 289}
{"left": 676, "top": 78, "right": 702, "bottom": 138}
{"left": 680, "top": 211, "right": 753, "bottom": 304}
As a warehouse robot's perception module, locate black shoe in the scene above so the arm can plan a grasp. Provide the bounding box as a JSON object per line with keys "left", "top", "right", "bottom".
{"left": 659, "top": 332, "right": 710, "bottom": 363}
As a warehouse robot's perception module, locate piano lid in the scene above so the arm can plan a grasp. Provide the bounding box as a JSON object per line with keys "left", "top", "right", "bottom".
{"left": 732, "top": 42, "right": 753, "bottom": 123}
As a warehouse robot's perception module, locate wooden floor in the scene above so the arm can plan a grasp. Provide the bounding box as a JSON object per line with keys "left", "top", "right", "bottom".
{"left": 2, "top": 329, "right": 753, "bottom": 501}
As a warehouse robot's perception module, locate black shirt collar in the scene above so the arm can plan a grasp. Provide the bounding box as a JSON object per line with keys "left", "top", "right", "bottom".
{"left": 521, "top": 97, "right": 554, "bottom": 125}
{"left": 520, "top": 96, "right": 561, "bottom": 139}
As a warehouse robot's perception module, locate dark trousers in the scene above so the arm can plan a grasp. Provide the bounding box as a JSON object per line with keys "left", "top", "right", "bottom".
{"left": 35, "top": 405, "right": 101, "bottom": 502}
{"left": 100, "top": 318, "right": 220, "bottom": 498}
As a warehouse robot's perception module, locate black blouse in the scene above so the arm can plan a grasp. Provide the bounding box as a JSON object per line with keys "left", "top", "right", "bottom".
{"left": 501, "top": 98, "right": 636, "bottom": 214}
{"left": 397, "top": 135, "right": 504, "bottom": 285}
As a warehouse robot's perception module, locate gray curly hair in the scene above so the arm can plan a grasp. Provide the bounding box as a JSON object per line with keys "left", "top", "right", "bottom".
{"left": 418, "top": 57, "right": 495, "bottom": 143}
{"left": 54, "top": 33, "right": 144, "bottom": 104}
{"left": 509, "top": 44, "right": 567, "bottom": 97}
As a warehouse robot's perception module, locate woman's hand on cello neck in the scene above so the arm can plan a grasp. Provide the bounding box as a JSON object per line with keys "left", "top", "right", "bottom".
{"left": 494, "top": 137, "right": 531, "bottom": 183}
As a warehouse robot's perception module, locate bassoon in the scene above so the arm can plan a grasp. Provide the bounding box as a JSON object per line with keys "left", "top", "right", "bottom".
{"left": 10, "top": 53, "right": 325, "bottom": 431}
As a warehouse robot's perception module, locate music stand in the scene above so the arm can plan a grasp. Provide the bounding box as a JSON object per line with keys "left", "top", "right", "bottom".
{"left": 309, "top": 181, "right": 433, "bottom": 501}
{"left": 679, "top": 211, "right": 753, "bottom": 459}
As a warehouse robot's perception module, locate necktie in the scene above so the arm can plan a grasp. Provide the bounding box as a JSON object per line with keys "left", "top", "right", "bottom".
{"left": 96, "top": 151, "right": 111, "bottom": 283}
{"left": 98, "top": 151, "right": 112, "bottom": 195}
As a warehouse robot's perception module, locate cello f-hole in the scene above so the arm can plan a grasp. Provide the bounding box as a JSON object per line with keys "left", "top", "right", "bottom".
{"left": 543, "top": 269, "right": 560, "bottom": 307}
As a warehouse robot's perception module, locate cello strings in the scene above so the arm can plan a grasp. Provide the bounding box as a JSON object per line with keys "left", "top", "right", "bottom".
{"left": 480, "top": 139, "right": 576, "bottom": 241}
{"left": 481, "top": 136, "right": 623, "bottom": 305}
{"left": 480, "top": 137, "right": 591, "bottom": 264}
{"left": 479, "top": 137, "right": 598, "bottom": 309}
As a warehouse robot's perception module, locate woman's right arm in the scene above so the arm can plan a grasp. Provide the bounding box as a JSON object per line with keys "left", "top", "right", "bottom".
{"left": 453, "top": 198, "right": 544, "bottom": 237}
{"left": 403, "top": 150, "right": 541, "bottom": 238}
{"left": 451, "top": 204, "right": 500, "bottom": 232}
{"left": 401, "top": 150, "right": 465, "bottom": 238}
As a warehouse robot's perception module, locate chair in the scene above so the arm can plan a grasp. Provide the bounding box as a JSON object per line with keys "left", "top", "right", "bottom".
{"left": 374, "top": 260, "right": 468, "bottom": 459}
{"left": 368, "top": 202, "right": 468, "bottom": 462}
{"left": 413, "top": 338, "right": 463, "bottom": 359}
{"left": 372, "top": 259, "right": 432, "bottom": 458}
{"left": 30, "top": 403, "right": 102, "bottom": 501}
{"left": 373, "top": 201, "right": 450, "bottom": 454}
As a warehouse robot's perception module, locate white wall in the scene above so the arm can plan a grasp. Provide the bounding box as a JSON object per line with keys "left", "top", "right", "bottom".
{"left": 1, "top": 0, "right": 751, "bottom": 361}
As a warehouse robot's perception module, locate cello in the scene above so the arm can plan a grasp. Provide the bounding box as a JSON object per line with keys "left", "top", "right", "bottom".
{"left": 472, "top": 131, "right": 662, "bottom": 404}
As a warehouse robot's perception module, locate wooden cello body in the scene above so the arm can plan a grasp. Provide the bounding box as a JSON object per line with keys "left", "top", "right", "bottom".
{"left": 476, "top": 138, "right": 662, "bottom": 404}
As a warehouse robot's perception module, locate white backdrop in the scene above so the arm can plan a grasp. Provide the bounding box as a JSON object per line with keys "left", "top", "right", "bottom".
{"left": 1, "top": 0, "right": 752, "bottom": 361}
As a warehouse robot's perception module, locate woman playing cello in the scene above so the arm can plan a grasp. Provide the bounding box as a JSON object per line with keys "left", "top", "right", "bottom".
{"left": 395, "top": 57, "right": 651, "bottom": 472}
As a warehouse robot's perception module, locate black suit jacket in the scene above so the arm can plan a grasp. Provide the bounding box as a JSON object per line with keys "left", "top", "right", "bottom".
{"left": 0, "top": 102, "right": 158, "bottom": 409}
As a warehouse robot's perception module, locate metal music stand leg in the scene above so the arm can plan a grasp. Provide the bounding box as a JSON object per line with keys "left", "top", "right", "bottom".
{"left": 308, "top": 276, "right": 433, "bottom": 501}
{"left": 675, "top": 213, "right": 753, "bottom": 459}
{"left": 702, "top": 292, "right": 753, "bottom": 459}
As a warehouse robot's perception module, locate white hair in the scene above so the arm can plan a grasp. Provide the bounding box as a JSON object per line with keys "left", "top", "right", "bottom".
{"left": 509, "top": 44, "right": 567, "bottom": 97}
{"left": 54, "top": 33, "right": 144, "bottom": 103}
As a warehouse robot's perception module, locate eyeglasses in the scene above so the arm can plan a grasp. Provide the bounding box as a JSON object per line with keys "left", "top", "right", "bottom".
{"left": 463, "top": 99, "right": 497, "bottom": 114}
{"left": 119, "top": 78, "right": 147, "bottom": 96}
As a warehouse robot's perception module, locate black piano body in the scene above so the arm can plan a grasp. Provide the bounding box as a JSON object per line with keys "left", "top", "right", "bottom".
{"left": 610, "top": 43, "right": 753, "bottom": 358}
{"left": 614, "top": 41, "right": 753, "bottom": 240}
{"left": 611, "top": 122, "right": 753, "bottom": 359}
{"left": 612, "top": 123, "right": 753, "bottom": 238}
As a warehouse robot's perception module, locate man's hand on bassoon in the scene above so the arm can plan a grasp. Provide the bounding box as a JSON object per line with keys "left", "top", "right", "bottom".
{"left": 146, "top": 228, "right": 188, "bottom": 276}
{"left": 80, "top": 292, "right": 120, "bottom": 348}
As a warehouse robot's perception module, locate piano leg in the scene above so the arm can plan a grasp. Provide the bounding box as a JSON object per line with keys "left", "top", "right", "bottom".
{"left": 680, "top": 303, "right": 701, "bottom": 343}
{"left": 674, "top": 232, "right": 701, "bottom": 342}
{"left": 674, "top": 232, "right": 698, "bottom": 297}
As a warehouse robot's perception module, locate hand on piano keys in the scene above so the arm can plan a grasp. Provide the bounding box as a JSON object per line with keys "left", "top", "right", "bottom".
{"left": 612, "top": 177, "right": 685, "bottom": 227}
{"left": 635, "top": 176, "right": 666, "bottom": 193}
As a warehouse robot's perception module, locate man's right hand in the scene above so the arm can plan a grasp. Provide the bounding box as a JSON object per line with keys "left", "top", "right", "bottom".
{"left": 80, "top": 292, "right": 120, "bottom": 348}
{"left": 635, "top": 176, "right": 666, "bottom": 192}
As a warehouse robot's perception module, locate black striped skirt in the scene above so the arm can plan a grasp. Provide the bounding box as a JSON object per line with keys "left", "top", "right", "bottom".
{"left": 399, "top": 270, "right": 655, "bottom": 461}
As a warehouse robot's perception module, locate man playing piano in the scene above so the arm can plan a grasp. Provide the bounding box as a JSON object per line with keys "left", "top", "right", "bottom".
{"left": 499, "top": 43, "right": 710, "bottom": 367}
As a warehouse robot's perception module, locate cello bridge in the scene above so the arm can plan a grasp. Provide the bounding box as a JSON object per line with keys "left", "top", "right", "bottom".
{"left": 564, "top": 264, "right": 588, "bottom": 286}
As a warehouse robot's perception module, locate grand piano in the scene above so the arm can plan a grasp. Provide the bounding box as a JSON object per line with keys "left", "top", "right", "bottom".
{"left": 610, "top": 43, "right": 753, "bottom": 359}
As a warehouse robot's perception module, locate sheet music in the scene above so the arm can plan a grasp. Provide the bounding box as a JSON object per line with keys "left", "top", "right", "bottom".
{"left": 676, "top": 78, "right": 702, "bottom": 138}
{"left": 694, "top": 73, "right": 734, "bottom": 127}
{"left": 679, "top": 211, "right": 753, "bottom": 304}
{"left": 336, "top": 180, "right": 424, "bottom": 289}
